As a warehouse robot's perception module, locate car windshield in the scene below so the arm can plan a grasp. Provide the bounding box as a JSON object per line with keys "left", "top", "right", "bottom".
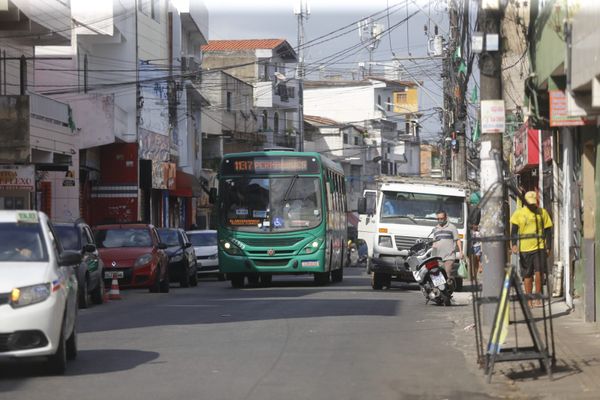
{"left": 54, "top": 225, "right": 80, "bottom": 251}
{"left": 380, "top": 191, "right": 465, "bottom": 226}
{"left": 157, "top": 229, "right": 180, "bottom": 246}
{"left": 219, "top": 176, "right": 323, "bottom": 233}
{"left": 188, "top": 232, "right": 217, "bottom": 247}
{"left": 0, "top": 222, "right": 48, "bottom": 262}
{"left": 95, "top": 228, "right": 153, "bottom": 248}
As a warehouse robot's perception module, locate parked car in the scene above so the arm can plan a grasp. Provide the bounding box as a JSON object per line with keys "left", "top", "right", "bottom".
{"left": 94, "top": 223, "right": 169, "bottom": 293}
{"left": 157, "top": 228, "right": 198, "bottom": 287}
{"left": 0, "top": 210, "right": 80, "bottom": 374}
{"left": 186, "top": 229, "right": 224, "bottom": 280}
{"left": 54, "top": 221, "right": 105, "bottom": 308}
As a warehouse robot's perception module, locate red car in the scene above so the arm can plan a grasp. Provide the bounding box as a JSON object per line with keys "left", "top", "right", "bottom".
{"left": 94, "top": 223, "right": 170, "bottom": 293}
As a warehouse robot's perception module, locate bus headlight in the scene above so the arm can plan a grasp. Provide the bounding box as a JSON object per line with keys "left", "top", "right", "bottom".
{"left": 220, "top": 240, "right": 243, "bottom": 256}
{"left": 378, "top": 235, "right": 393, "bottom": 248}
{"left": 303, "top": 238, "right": 324, "bottom": 254}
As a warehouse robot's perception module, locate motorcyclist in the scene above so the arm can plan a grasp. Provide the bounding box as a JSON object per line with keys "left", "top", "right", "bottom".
{"left": 431, "top": 210, "right": 463, "bottom": 288}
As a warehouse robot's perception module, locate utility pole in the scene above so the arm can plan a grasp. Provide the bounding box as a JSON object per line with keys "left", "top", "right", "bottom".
{"left": 294, "top": 1, "right": 309, "bottom": 152}
{"left": 479, "top": 3, "right": 505, "bottom": 325}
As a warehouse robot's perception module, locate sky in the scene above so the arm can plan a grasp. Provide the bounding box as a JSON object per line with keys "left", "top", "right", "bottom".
{"left": 202, "top": 0, "right": 451, "bottom": 140}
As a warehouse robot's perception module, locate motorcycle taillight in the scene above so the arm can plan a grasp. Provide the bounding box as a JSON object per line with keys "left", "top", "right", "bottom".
{"left": 425, "top": 260, "right": 439, "bottom": 270}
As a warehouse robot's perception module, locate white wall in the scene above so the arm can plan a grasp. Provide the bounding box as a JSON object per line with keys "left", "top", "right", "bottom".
{"left": 304, "top": 85, "right": 377, "bottom": 122}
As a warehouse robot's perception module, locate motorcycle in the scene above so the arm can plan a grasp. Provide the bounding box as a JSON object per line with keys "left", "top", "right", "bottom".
{"left": 400, "top": 239, "right": 454, "bottom": 306}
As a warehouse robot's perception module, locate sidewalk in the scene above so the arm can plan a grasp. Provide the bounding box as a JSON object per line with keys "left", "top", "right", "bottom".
{"left": 451, "top": 292, "right": 600, "bottom": 399}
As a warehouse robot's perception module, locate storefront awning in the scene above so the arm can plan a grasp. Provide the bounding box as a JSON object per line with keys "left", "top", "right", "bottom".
{"left": 169, "top": 170, "right": 193, "bottom": 197}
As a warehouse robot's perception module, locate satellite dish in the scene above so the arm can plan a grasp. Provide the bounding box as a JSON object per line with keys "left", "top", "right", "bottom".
{"left": 274, "top": 72, "right": 286, "bottom": 81}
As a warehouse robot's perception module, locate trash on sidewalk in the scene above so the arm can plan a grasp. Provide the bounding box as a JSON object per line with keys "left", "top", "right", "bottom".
{"left": 464, "top": 323, "right": 475, "bottom": 332}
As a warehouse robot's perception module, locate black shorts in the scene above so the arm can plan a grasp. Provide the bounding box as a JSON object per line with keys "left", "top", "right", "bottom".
{"left": 519, "top": 250, "right": 548, "bottom": 278}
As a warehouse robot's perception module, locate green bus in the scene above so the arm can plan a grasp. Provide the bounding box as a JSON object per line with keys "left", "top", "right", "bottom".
{"left": 216, "top": 150, "right": 347, "bottom": 288}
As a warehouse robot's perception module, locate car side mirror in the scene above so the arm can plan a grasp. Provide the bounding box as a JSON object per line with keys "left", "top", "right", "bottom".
{"left": 59, "top": 250, "right": 82, "bottom": 266}
{"left": 209, "top": 187, "right": 217, "bottom": 204}
{"left": 357, "top": 198, "right": 367, "bottom": 214}
{"left": 158, "top": 243, "right": 168, "bottom": 250}
{"left": 184, "top": 242, "right": 192, "bottom": 248}
{"left": 82, "top": 243, "right": 96, "bottom": 253}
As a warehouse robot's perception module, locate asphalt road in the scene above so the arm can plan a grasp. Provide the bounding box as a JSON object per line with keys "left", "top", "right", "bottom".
{"left": 0, "top": 268, "right": 508, "bottom": 400}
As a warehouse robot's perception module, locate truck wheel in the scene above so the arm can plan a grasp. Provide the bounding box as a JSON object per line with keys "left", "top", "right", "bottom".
{"left": 372, "top": 272, "right": 386, "bottom": 290}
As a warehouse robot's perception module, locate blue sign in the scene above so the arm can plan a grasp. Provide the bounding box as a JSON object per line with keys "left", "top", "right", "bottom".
{"left": 273, "top": 217, "right": 284, "bottom": 228}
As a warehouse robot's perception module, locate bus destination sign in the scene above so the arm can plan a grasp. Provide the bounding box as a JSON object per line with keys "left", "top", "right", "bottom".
{"left": 222, "top": 156, "right": 319, "bottom": 175}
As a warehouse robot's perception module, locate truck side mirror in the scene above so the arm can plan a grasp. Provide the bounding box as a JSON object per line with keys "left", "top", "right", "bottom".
{"left": 209, "top": 187, "right": 217, "bottom": 204}
{"left": 357, "top": 198, "right": 367, "bottom": 214}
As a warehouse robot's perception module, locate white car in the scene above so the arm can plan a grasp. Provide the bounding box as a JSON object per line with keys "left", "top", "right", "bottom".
{"left": 0, "top": 210, "right": 81, "bottom": 374}
{"left": 186, "top": 230, "right": 224, "bottom": 280}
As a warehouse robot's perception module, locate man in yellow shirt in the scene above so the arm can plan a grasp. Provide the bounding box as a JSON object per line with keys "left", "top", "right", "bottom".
{"left": 510, "top": 191, "right": 553, "bottom": 307}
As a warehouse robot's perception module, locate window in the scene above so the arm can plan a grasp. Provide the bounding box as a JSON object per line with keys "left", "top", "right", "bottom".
{"left": 377, "top": 94, "right": 381, "bottom": 106}
{"left": 354, "top": 137, "right": 359, "bottom": 145}
{"left": 387, "top": 97, "right": 391, "bottom": 111}
{"left": 274, "top": 112, "right": 279, "bottom": 134}
{"left": 226, "top": 92, "right": 232, "bottom": 112}
{"left": 343, "top": 134, "right": 348, "bottom": 144}
{"left": 262, "top": 110, "right": 268, "bottom": 130}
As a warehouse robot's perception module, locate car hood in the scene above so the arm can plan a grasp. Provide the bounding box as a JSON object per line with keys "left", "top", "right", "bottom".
{"left": 0, "top": 262, "right": 53, "bottom": 292}
{"left": 194, "top": 245, "right": 217, "bottom": 256}
{"left": 98, "top": 248, "right": 153, "bottom": 264}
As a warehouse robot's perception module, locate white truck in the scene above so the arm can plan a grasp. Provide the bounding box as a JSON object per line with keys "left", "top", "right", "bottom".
{"left": 357, "top": 176, "right": 470, "bottom": 290}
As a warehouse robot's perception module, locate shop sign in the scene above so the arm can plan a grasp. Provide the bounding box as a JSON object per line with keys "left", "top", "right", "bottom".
{"left": 549, "top": 90, "right": 585, "bottom": 127}
{"left": 481, "top": 100, "right": 505, "bottom": 133}
{"left": 513, "top": 125, "right": 539, "bottom": 172}
{"left": 0, "top": 165, "right": 34, "bottom": 191}
{"left": 542, "top": 131, "right": 552, "bottom": 163}
{"left": 151, "top": 161, "right": 176, "bottom": 190}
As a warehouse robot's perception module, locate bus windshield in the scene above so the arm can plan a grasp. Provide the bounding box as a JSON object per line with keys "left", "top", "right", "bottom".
{"left": 220, "top": 176, "right": 323, "bottom": 233}
{"left": 380, "top": 191, "right": 465, "bottom": 226}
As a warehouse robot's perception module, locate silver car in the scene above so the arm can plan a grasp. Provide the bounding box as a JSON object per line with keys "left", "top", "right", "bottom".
{"left": 186, "top": 230, "right": 224, "bottom": 280}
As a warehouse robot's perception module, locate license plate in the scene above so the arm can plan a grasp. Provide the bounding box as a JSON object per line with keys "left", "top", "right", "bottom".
{"left": 105, "top": 271, "right": 124, "bottom": 279}
{"left": 431, "top": 273, "right": 446, "bottom": 287}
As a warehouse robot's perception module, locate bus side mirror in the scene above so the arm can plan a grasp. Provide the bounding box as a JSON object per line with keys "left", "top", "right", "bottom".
{"left": 357, "top": 198, "right": 367, "bottom": 214}
{"left": 209, "top": 188, "right": 217, "bottom": 204}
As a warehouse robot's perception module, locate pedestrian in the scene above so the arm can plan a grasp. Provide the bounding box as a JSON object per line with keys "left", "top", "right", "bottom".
{"left": 510, "top": 191, "right": 553, "bottom": 308}
{"left": 471, "top": 223, "right": 482, "bottom": 274}
{"left": 431, "top": 210, "right": 463, "bottom": 284}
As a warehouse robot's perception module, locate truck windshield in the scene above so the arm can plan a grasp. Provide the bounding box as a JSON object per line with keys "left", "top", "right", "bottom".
{"left": 380, "top": 191, "right": 464, "bottom": 226}
{"left": 220, "top": 176, "right": 323, "bottom": 233}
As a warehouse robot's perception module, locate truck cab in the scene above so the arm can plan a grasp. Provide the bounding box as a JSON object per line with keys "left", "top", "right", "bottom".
{"left": 357, "top": 177, "right": 469, "bottom": 290}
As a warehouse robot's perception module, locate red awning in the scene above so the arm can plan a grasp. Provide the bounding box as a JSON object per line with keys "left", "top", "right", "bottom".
{"left": 169, "top": 170, "right": 193, "bottom": 197}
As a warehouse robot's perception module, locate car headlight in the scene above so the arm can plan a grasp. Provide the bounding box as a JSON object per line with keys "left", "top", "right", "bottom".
{"left": 134, "top": 254, "right": 153, "bottom": 267}
{"left": 10, "top": 283, "right": 51, "bottom": 308}
{"left": 378, "top": 235, "right": 393, "bottom": 248}
{"left": 303, "top": 237, "right": 324, "bottom": 254}
{"left": 219, "top": 239, "right": 243, "bottom": 256}
{"left": 170, "top": 253, "right": 184, "bottom": 262}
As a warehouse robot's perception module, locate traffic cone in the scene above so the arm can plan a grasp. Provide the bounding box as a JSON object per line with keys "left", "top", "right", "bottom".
{"left": 108, "top": 278, "right": 122, "bottom": 300}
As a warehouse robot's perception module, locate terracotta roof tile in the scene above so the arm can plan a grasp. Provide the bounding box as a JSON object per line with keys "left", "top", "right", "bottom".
{"left": 202, "top": 39, "right": 286, "bottom": 51}
{"left": 304, "top": 115, "right": 341, "bottom": 126}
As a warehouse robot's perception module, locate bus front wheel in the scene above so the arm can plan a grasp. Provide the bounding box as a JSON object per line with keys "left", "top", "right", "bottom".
{"left": 230, "top": 274, "right": 245, "bottom": 288}
{"left": 314, "top": 272, "right": 330, "bottom": 285}
{"left": 331, "top": 267, "right": 343, "bottom": 283}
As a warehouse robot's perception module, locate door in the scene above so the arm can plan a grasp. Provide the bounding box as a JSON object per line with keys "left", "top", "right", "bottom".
{"left": 357, "top": 189, "right": 377, "bottom": 258}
